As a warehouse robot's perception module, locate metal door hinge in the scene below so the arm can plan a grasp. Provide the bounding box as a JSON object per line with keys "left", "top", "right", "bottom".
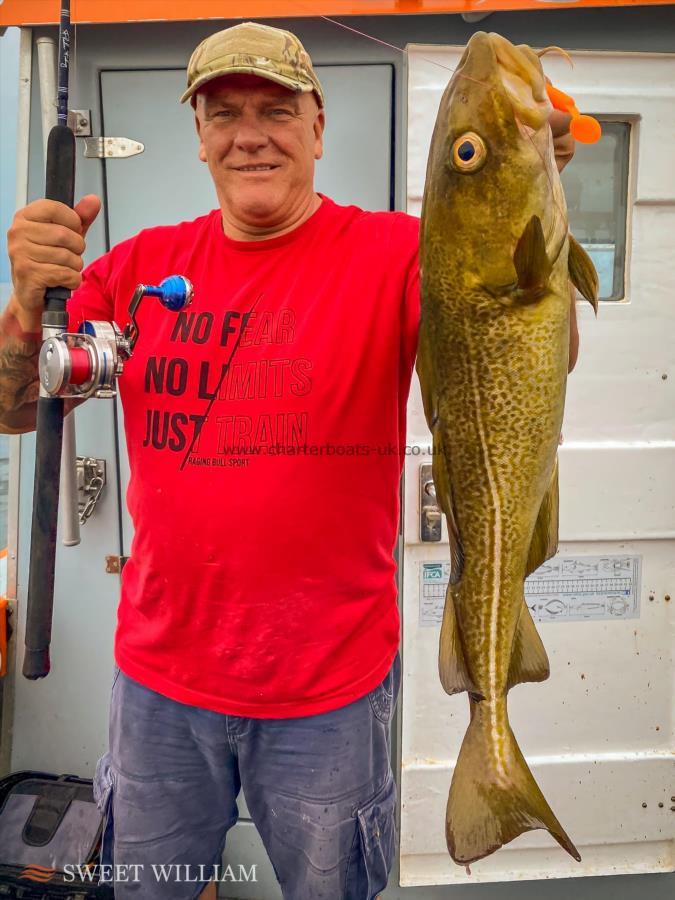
{"left": 65, "top": 109, "right": 143, "bottom": 157}
{"left": 77, "top": 457, "right": 106, "bottom": 524}
{"left": 105, "top": 556, "right": 129, "bottom": 574}
{"left": 420, "top": 463, "right": 442, "bottom": 542}
{"left": 83, "top": 137, "right": 145, "bottom": 159}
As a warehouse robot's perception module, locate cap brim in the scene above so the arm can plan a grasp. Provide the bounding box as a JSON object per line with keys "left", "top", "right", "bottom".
{"left": 180, "top": 67, "right": 318, "bottom": 104}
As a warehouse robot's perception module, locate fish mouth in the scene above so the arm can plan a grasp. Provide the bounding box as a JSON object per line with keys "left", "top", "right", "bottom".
{"left": 462, "top": 32, "right": 553, "bottom": 132}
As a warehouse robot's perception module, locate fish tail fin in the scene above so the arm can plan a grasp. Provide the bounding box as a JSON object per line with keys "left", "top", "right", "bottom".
{"left": 446, "top": 698, "right": 580, "bottom": 865}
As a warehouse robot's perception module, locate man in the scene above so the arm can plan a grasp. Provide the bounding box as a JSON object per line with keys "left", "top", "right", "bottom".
{"left": 3, "top": 21, "right": 578, "bottom": 900}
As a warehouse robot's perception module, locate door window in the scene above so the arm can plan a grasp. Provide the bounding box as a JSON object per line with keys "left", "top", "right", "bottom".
{"left": 561, "top": 120, "right": 631, "bottom": 301}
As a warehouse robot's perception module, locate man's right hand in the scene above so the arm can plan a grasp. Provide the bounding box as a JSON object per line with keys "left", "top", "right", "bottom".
{"left": 6, "top": 194, "right": 101, "bottom": 330}
{"left": 0, "top": 194, "right": 101, "bottom": 434}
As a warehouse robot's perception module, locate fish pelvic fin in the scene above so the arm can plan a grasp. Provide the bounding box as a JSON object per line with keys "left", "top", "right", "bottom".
{"left": 507, "top": 602, "right": 550, "bottom": 688}
{"left": 446, "top": 697, "right": 581, "bottom": 865}
{"left": 439, "top": 586, "right": 478, "bottom": 696}
{"left": 526, "top": 455, "right": 559, "bottom": 577}
{"left": 512, "top": 214, "right": 553, "bottom": 303}
{"left": 568, "top": 232, "right": 599, "bottom": 314}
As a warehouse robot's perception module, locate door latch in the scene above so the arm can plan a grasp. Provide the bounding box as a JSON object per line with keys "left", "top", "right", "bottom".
{"left": 76, "top": 457, "right": 106, "bottom": 524}
{"left": 105, "top": 556, "right": 129, "bottom": 574}
{"left": 67, "top": 109, "right": 92, "bottom": 136}
{"left": 420, "top": 463, "right": 442, "bottom": 542}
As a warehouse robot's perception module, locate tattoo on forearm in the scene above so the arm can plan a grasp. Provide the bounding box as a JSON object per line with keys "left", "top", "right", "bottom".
{"left": 0, "top": 308, "right": 41, "bottom": 428}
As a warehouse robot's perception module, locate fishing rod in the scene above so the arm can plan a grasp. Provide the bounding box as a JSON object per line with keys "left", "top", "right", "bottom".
{"left": 23, "top": 277, "right": 194, "bottom": 678}
{"left": 23, "top": 2, "right": 194, "bottom": 679}
{"left": 23, "top": 0, "right": 75, "bottom": 679}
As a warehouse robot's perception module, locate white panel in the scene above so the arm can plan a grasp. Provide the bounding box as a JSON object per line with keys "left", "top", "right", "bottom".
{"left": 402, "top": 45, "right": 675, "bottom": 886}
{"left": 405, "top": 440, "right": 675, "bottom": 544}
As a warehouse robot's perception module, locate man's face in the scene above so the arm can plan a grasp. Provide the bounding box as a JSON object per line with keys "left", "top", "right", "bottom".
{"left": 194, "top": 74, "right": 325, "bottom": 227}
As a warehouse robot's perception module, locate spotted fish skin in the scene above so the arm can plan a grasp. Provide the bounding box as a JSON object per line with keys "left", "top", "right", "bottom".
{"left": 417, "top": 31, "right": 597, "bottom": 866}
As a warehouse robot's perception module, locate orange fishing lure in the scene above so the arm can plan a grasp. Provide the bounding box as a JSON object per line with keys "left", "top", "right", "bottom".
{"left": 546, "top": 83, "right": 602, "bottom": 144}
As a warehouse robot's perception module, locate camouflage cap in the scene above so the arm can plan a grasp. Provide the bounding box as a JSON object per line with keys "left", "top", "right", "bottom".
{"left": 180, "top": 22, "right": 325, "bottom": 108}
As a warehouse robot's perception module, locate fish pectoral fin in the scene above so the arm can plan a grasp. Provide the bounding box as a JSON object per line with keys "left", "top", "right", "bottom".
{"left": 446, "top": 697, "right": 580, "bottom": 865}
{"left": 512, "top": 214, "right": 553, "bottom": 302}
{"left": 568, "top": 232, "right": 599, "bottom": 314}
{"left": 439, "top": 586, "right": 479, "bottom": 697}
{"left": 507, "top": 602, "right": 550, "bottom": 689}
{"left": 525, "top": 456, "right": 559, "bottom": 577}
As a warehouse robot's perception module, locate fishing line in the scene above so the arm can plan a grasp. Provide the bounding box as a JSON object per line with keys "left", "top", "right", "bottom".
{"left": 316, "top": 12, "right": 568, "bottom": 229}
{"left": 316, "top": 13, "right": 487, "bottom": 85}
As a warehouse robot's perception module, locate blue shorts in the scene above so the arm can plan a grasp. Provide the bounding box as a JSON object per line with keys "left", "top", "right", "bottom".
{"left": 93, "top": 653, "right": 401, "bottom": 899}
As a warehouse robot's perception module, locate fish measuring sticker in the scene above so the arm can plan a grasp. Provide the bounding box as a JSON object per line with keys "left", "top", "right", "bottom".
{"left": 420, "top": 555, "right": 642, "bottom": 626}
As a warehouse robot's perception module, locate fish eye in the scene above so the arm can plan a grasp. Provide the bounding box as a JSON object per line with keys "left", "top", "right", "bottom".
{"left": 451, "top": 132, "right": 486, "bottom": 172}
{"left": 457, "top": 141, "right": 475, "bottom": 161}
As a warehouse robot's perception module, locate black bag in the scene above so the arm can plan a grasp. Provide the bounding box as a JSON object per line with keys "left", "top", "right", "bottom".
{"left": 0, "top": 770, "right": 114, "bottom": 898}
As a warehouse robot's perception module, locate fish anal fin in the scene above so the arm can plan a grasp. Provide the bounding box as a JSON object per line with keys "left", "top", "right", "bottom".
{"left": 513, "top": 214, "right": 553, "bottom": 302}
{"left": 439, "top": 586, "right": 479, "bottom": 697}
{"left": 568, "top": 233, "right": 599, "bottom": 314}
{"left": 526, "top": 456, "right": 559, "bottom": 578}
{"left": 507, "top": 602, "right": 550, "bottom": 689}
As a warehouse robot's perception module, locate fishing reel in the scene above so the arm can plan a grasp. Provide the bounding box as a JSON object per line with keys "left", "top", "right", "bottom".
{"left": 38, "top": 275, "right": 193, "bottom": 400}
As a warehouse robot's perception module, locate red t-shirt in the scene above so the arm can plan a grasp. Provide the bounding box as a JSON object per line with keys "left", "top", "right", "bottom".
{"left": 68, "top": 195, "right": 420, "bottom": 717}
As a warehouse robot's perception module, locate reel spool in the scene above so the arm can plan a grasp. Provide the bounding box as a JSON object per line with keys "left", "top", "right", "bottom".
{"left": 38, "top": 275, "right": 193, "bottom": 400}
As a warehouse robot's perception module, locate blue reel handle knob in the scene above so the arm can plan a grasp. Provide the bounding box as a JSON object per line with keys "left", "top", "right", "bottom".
{"left": 158, "top": 276, "right": 194, "bottom": 311}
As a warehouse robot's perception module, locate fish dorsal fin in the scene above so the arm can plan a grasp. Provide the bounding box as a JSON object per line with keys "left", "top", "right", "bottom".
{"left": 525, "top": 456, "right": 559, "bottom": 577}
{"left": 568, "top": 233, "right": 599, "bottom": 314}
{"left": 513, "top": 215, "right": 553, "bottom": 303}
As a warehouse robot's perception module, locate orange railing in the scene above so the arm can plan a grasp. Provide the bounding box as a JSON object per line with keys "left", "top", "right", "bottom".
{"left": 1, "top": 0, "right": 673, "bottom": 27}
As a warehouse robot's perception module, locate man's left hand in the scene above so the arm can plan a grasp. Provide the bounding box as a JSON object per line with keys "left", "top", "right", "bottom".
{"left": 550, "top": 109, "right": 575, "bottom": 173}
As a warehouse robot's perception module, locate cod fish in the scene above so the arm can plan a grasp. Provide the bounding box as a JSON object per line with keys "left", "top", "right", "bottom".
{"left": 416, "top": 31, "right": 598, "bottom": 865}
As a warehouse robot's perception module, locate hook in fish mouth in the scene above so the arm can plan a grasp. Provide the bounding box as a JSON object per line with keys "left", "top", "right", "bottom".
{"left": 515, "top": 118, "right": 538, "bottom": 140}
